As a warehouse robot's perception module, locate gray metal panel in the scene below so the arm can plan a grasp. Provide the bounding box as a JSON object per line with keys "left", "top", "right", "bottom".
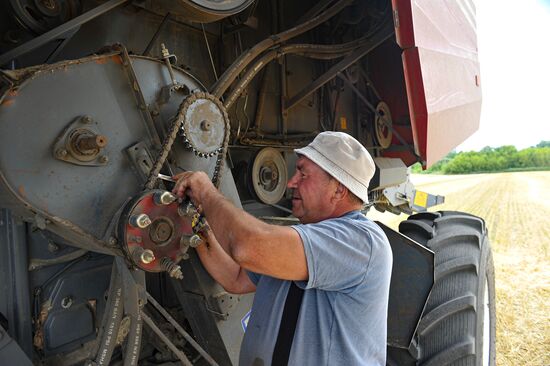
{"left": 371, "top": 157, "right": 408, "bottom": 189}
{"left": 0, "top": 56, "right": 149, "bottom": 238}
{"left": 0, "top": 209, "right": 33, "bottom": 357}
{"left": 375, "top": 221, "right": 434, "bottom": 348}
{"left": 0, "top": 55, "right": 205, "bottom": 242}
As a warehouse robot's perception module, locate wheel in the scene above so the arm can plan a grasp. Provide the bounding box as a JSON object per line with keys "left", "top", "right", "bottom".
{"left": 395, "top": 211, "right": 496, "bottom": 366}
{"left": 249, "top": 147, "right": 288, "bottom": 205}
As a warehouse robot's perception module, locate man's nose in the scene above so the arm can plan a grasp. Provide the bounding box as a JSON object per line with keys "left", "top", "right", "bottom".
{"left": 287, "top": 173, "right": 298, "bottom": 188}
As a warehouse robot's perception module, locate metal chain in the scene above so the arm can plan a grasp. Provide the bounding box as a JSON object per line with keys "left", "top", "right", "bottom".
{"left": 145, "top": 91, "right": 229, "bottom": 190}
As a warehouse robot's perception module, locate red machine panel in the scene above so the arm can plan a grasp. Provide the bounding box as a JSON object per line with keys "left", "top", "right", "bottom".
{"left": 392, "top": 0, "right": 482, "bottom": 166}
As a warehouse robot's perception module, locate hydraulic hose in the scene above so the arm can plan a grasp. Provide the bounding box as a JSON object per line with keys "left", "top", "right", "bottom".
{"left": 94, "top": 262, "right": 124, "bottom": 366}
{"left": 223, "top": 42, "right": 362, "bottom": 109}
{"left": 121, "top": 262, "right": 143, "bottom": 366}
{"left": 210, "top": 0, "right": 354, "bottom": 98}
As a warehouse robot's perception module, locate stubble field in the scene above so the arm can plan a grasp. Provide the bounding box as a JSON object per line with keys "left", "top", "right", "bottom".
{"left": 368, "top": 171, "right": 550, "bottom": 366}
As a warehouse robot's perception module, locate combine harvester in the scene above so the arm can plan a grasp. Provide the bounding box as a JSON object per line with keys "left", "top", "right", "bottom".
{"left": 0, "top": 0, "right": 495, "bottom": 364}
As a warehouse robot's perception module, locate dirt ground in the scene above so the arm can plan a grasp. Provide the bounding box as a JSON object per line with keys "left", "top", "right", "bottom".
{"left": 368, "top": 171, "right": 550, "bottom": 366}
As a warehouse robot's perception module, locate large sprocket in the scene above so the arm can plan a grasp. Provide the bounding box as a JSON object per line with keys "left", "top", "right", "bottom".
{"left": 180, "top": 92, "right": 227, "bottom": 158}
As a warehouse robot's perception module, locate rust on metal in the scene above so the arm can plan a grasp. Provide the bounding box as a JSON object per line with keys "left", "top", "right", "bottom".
{"left": 111, "top": 55, "right": 123, "bottom": 65}
{"left": 33, "top": 301, "right": 53, "bottom": 350}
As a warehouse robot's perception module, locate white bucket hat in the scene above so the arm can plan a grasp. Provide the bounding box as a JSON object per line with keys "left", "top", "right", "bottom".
{"left": 294, "top": 131, "right": 375, "bottom": 203}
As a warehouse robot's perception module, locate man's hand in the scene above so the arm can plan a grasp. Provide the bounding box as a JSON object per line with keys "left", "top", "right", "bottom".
{"left": 172, "top": 171, "right": 219, "bottom": 208}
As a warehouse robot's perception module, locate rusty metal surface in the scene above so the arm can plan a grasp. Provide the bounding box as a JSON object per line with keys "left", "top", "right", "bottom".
{"left": 0, "top": 52, "right": 205, "bottom": 248}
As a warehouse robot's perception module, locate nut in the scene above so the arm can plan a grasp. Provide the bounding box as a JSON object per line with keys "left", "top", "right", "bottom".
{"left": 189, "top": 234, "right": 202, "bottom": 248}
{"left": 61, "top": 296, "right": 73, "bottom": 309}
{"left": 56, "top": 148, "right": 68, "bottom": 158}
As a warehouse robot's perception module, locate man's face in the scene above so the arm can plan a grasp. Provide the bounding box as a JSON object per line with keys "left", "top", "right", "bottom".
{"left": 287, "top": 156, "right": 339, "bottom": 224}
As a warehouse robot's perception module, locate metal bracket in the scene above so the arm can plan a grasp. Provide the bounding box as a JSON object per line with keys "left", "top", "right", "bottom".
{"left": 209, "top": 292, "right": 239, "bottom": 319}
{"left": 125, "top": 141, "right": 155, "bottom": 183}
{"left": 52, "top": 116, "right": 109, "bottom": 167}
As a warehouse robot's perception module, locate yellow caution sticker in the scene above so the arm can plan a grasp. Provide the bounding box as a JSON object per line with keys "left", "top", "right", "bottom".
{"left": 414, "top": 190, "right": 428, "bottom": 208}
{"left": 340, "top": 116, "right": 347, "bottom": 130}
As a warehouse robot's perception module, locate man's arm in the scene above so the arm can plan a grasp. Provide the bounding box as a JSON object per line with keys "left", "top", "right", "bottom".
{"left": 196, "top": 229, "right": 256, "bottom": 294}
{"left": 173, "top": 172, "right": 308, "bottom": 281}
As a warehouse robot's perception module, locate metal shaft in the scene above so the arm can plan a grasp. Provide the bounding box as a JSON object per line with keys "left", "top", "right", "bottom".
{"left": 141, "top": 312, "right": 193, "bottom": 366}
{"left": 146, "top": 292, "right": 219, "bottom": 366}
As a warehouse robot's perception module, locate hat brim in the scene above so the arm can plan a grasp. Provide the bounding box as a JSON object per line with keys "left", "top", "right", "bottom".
{"left": 295, "top": 145, "right": 370, "bottom": 203}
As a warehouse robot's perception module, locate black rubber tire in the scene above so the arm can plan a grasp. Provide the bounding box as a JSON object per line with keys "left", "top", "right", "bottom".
{"left": 396, "top": 211, "right": 496, "bottom": 366}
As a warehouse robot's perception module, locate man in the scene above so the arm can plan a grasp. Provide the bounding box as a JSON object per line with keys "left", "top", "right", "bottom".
{"left": 173, "top": 131, "right": 393, "bottom": 365}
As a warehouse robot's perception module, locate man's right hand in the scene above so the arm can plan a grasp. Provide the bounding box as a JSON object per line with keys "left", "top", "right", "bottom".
{"left": 172, "top": 171, "right": 220, "bottom": 209}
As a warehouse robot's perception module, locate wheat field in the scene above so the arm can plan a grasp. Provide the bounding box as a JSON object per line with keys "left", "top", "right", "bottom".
{"left": 368, "top": 171, "right": 550, "bottom": 366}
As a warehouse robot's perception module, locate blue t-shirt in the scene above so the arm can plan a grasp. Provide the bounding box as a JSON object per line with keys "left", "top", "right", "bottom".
{"left": 240, "top": 211, "right": 393, "bottom": 366}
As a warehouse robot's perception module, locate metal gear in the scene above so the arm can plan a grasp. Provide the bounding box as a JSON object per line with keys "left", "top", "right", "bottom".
{"left": 144, "top": 91, "right": 229, "bottom": 190}
{"left": 180, "top": 92, "right": 227, "bottom": 157}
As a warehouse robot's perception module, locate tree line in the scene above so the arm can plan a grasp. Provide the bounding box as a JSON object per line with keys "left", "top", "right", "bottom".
{"left": 411, "top": 141, "right": 550, "bottom": 174}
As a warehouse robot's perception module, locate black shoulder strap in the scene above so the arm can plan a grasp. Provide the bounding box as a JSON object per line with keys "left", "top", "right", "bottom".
{"left": 271, "top": 282, "right": 305, "bottom": 366}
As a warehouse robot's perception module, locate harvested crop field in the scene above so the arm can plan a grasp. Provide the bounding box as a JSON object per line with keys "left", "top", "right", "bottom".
{"left": 368, "top": 171, "right": 550, "bottom": 366}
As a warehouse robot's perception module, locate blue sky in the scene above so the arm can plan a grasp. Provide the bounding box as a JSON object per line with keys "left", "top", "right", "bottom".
{"left": 457, "top": 0, "right": 550, "bottom": 151}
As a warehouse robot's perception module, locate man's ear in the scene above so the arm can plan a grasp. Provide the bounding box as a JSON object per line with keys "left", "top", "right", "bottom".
{"left": 333, "top": 182, "right": 347, "bottom": 202}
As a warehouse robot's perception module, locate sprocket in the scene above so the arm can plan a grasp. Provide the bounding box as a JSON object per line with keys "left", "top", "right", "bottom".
{"left": 180, "top": 92, "right": 227, "bottom": 158}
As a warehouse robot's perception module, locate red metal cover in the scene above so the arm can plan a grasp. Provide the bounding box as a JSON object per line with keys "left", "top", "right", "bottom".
{"left": 392, "top": 0, "right": 482, "bottom": 166}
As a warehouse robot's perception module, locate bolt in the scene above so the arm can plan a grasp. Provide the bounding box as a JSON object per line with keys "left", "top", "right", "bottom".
{"left": 161, "top": 43, "right": 170, "bottom": 58}
{"left": 129, "top": 213, "right": 152, "bottom": 229}
{"left": 153, "top": 191, "right": 177, "bottom": 205}
{"left": 178, "top": 201, "right": 195, "bottom": 217}
{"left": 189, "top": 234, "right": 202, "bottom": 248}
{"left": 200, "top": 120, "right": 211, "bottom": 131}
{"left": 140, "top": 249, "right": 155, "bottom": 264}
{"left": 98, "top": 155, "right": 109, "bottom": 164}
{"left": 56, "top": 148, "right": 68, "bottom": 158}
{"left": 61, "top": 296, "right": 73, "bottom": 309}
{"left": 161, "top": 257, "right": 183, "bottom": 280}
{"left": 82, "top": 116, "right": 93, "bottom": 124}
{"left": 48, "top": 241, "right": 59, "bottom": 253}
{"left": 108, "top": 236, "right": 118, "bottom": 246}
